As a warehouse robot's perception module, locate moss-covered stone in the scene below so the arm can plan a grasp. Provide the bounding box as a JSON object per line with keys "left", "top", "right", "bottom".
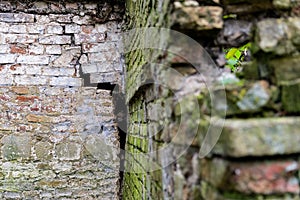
{"left": 281, "top": 79, "right": 300, "bottom": 113}
{"left": 211, "top": 117, "right": 300, "bottom": 157}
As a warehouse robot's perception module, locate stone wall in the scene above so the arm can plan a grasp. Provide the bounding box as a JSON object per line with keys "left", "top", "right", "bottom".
{"left": 123, "top": 0, "right": 300, "bottom": 199}
{"left": 0, "top": 0, "right": 123, "bottom": 199}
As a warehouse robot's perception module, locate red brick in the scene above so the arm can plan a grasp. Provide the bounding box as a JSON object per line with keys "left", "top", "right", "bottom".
{"left": 229, "top": 160, "right": 300, "bottom": 194}
{"left": 10, "top": 64, "right": 21, "bottom": 71}
{"left": 16, "top": 96, "right": 39, "bottom": 102}
{"left": 12, "top": 86, "right": 29, "bottom": 94}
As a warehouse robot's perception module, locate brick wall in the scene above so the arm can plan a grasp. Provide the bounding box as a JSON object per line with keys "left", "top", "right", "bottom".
{"left": 0, "top": 0, "right": 123, "bottom": 199}
{"left": 123, "top": 0, "right": 300, "bottom": 199}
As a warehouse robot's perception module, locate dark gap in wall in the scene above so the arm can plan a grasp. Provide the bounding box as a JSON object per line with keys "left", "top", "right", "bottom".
{"left": 212, "top": 152, "right": 300, "bottom": 162}
{"left": 97, "top": 83, "right": 128, "bottom": 198}
{"left": 97, "top": 82, "right": 116, "bottom": 94}
{"left": 78, "top": 65, "right": 97, "bottom": 87}
{"left": 111, "top": 84, "right": 128, "bottom": 198}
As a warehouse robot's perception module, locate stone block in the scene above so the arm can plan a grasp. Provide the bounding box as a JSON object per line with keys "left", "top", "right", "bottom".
{"left": 90, "top": 72, "right": 120, "bottom": 83}
{"left": 255, "top": 18, "right": 300, "bottom": 55}
{"left": 1, "top": 135, "right": 31, "bottom": 160}
{"left": 269, "top": 55, "right": 300, "bottom": 84}
{"left": 172, "top": 5, "right": 223, "bottom": 31}
{"left": 210, "top": 117, "right": 300, "bottom": 157}
{"left": 52, "top": 46, "right": 81, "bottom": 66}
{"left": 281, "top": 79, "right": 300, "bottom": 113}
{"left": 35, "top": 141, "right": 53, "bottom": 160}
{"left": 209, "top": 81, "right": 271, "bottom": 116}
{"left": 55, "top": 142, "right": 81, "bottom": 160}
{"left": 202, "top": 158, "right": 300, "bottom": 194}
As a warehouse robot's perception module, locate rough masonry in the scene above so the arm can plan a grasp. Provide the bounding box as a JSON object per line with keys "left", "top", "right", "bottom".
{"left": 123, "top": 0, "right": 300, "bottom": 199}
{"left": 0, "top": 0, "right": 124, "bottom": 199}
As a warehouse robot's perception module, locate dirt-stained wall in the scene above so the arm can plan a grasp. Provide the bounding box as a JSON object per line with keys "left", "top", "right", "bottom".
{"left": 0, "top": 0, "right": 124, "bottom": 199}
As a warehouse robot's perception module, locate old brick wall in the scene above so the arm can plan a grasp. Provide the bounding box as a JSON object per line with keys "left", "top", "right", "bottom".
{"left": 0, "top": 0, "right": 123, "bottom": 199}
{"left": 123, "top": 0, "right": 300, "bottom": 200}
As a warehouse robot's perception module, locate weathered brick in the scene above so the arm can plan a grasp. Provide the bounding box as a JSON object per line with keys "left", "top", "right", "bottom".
{"left": 11, "top": 86, "right": 29, "bottom": 94}
{"left": 39, "top": 35, "right": 72, "bottom": 45}
{"left": 25, "top": 65, "right": 42, "bottom": 75}
{"left": 95, "top": 24, "right": 108, "bottom": 33}
{"left": 27, "top": 24, "right": 45, "bottom": 34}
{"left": 90, "top": 72, "right": 120, "bottom": 83}
{"left": 65, "top": 24, "right": 81, "bottom": 33}
{"left": 9, "top": 24, "right": 27, "bottom": 33}
{"left": 14, "top": 75, "right": 47, "bottom": 85}
{"left": 65, "top": 2, "right": 78, "bottom": 10}
{"left": 88, "top": 52, "right": 119, "bottom": 63}
{"left": 10, "top": 44, "right": 27, "bottom": 54}
{"left": 17, "top": 55, "right": 49, "bottom": 65}
{"left": 9, "top": 64, "right": 25, "bottom": 74}
{"left": 72, "top": 15, "right": 91, "bottom": 25}
{"left": 35, "top": 15, "right": 50, "bottom": 24}
{"left": 81, "top": 64, "right": 98, "bottom": 74}
{"left": 49, "top": 77, "right": 82, "bottom": 87}
{"left": 0, "top": 75, "right": 13, "bottom": 85}
{"left": 49, "top": 14, "right": 73, "bottom": 23}
{"left": 0, "top": 54, "right": 17, "bottom": 63}
{"left": 26, "top": 114, "right": 51, "bottom": 123}
{"left": 28, "top": 44, "right": 44, "bottom": 55}
{"left": 0, "top": 44, "right": 10, "bottom": 53}
{"left": 42, "top": 67, "right": 74, "bottom": 76}
{"left": 46, "top": 24, "right": 63, "bottom": 34}
{"left": 0, "top": 22, "right": 9, "bottom": 32}
{"left": 0, "top": 13, "right": 34, "bottom": 23}
{"left": 6, "top": 34, "right": 38, "bottom": 44}
{"left": 45, "top": 45, "right": 62, "bottom": 55}
{"left": 74, "top": 33, "right": 106, "bottom": 44}
{"left": 82, "top": 43, "right": 115, "bottom": 53}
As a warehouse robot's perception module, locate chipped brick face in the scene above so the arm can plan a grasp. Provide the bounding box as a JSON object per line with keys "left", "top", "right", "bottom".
{"left": 0, "top": 0, "right": 124, "bottom": 199}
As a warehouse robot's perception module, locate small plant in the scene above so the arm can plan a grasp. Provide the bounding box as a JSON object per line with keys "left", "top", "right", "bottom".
{"left": 224, "top": 42, "right": 251, "bottom": 71}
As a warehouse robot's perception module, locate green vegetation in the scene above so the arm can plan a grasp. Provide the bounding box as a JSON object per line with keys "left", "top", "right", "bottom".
{"left": 224, "top": 42, "right": 251, "bottom": 71}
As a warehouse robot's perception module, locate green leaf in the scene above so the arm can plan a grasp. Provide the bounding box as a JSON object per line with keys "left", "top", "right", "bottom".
{"left": 227, "top": 58, "right": 238, "bottom": 66}
{"left": 234, "top": 50, "right": 242, "bottom": 59}
{"left": 226, "top": 48, "right": 238, "bottom": 59}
